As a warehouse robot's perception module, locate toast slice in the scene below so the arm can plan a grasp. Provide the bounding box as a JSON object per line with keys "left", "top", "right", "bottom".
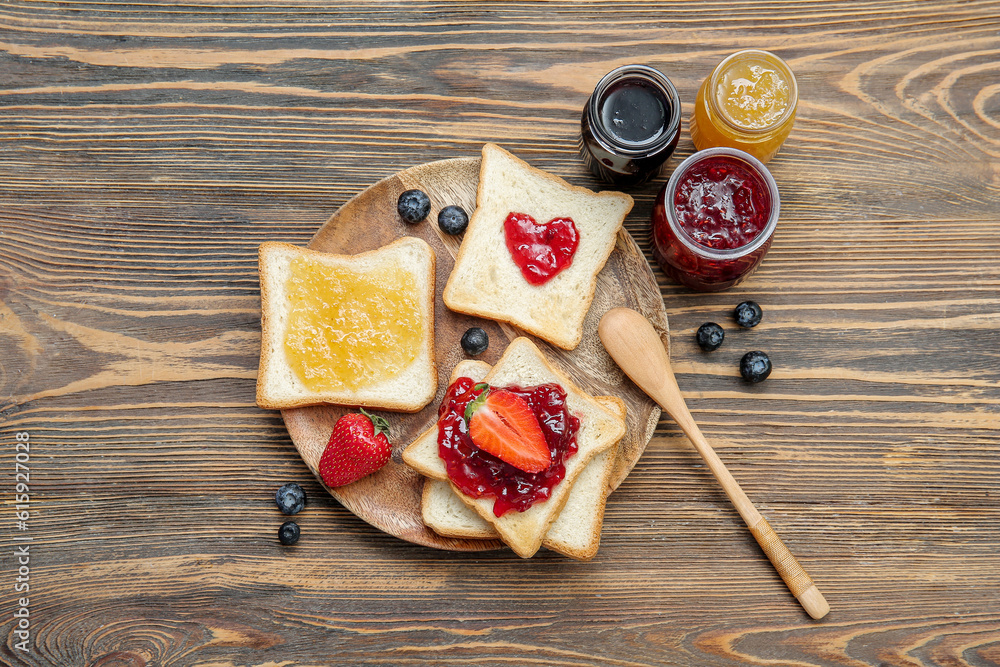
{"left": 402, "top": 337, "right": 626, "bottom": 558}
{"left": 256, "top": 238, "right": 437, "bottom": 412}
{"left": 421, "top": 372, "right": 625, "bottom": 560}
{"left": 539, "top": 431, "right": 619, "bottom": 560}
{"left": 443, "top": 143, "right": 633, "bottom": 351}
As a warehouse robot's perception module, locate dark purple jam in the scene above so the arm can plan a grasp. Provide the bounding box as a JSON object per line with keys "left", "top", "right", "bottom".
{"left": 599, "top": 79, "right": 669, "bottom": 145}
{"left": 580, "top": 64, "right": 681, "bottom": 186}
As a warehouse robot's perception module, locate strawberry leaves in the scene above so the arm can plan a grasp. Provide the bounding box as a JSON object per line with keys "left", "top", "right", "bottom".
{"left": 463, "top": 383, "right": 491, "bottom": 423}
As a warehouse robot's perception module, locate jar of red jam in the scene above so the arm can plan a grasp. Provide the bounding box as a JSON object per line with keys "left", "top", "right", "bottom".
{"left": 580, "top": 64, "right": 682, "bottom": 186}
{"left": 651, "top": 147, "right": 779, "bottom": 291}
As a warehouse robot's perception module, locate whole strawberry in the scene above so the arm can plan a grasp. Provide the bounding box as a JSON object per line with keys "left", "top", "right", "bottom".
{"left": 319, "top": 408, "right": 391, "bottom": 487}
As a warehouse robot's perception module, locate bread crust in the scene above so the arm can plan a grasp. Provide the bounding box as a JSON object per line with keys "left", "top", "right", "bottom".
{"left": 443, "top": 143, "right": 633, "bottom": 350}
{"left": 256, "top": 238, "right": 437, "bottom": 412}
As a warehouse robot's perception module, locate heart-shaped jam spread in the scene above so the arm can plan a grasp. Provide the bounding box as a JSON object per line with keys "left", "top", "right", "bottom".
{"left": 503, "top": 212, "right": 579, "bottom": 285}
{"left": 437, "top": 377, "right": 580, "bottom": 517}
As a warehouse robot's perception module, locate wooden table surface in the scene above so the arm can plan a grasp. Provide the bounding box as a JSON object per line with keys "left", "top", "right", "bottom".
{"left": 2, "top": 2, "right": 999, "bottom": 665}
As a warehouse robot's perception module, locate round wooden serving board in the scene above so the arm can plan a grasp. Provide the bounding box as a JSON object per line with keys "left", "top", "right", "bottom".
{"left": 281, "top": 156, "right": 669, "bottom": 551}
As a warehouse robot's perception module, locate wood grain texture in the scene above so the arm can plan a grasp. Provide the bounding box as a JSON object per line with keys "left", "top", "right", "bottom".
{"left": 1, "top": 1, "right": 999, "bottom": 665}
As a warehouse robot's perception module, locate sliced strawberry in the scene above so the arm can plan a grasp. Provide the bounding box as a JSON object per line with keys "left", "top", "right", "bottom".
{"left": 467, "top": 388, "right": 550, "bottom": 473}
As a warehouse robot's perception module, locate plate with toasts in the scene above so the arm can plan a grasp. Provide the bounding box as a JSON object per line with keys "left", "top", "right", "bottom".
{"left": 277, "top": 146, "right": 669, "bottom": 553}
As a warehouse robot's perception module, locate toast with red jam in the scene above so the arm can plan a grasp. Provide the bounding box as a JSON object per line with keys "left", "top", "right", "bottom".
{"left": 443, "top": 144, "right": 633, "bottom": 351}
{"left": 402, "top": 337, "right": 626, "bottom": 558}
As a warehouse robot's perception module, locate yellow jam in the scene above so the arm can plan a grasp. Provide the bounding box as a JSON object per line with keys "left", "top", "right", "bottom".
{"left": 283, "top": 256, "right": 423, "bottom": 393}
{"left": 690, "top": 50, "right": 797, "bottom": 163}
{"left": 718, "top": 60, "right": 790, "bottom": 129}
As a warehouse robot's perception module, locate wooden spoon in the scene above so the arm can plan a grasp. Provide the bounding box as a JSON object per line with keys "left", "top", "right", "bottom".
{"left": 598, "top": 307, "right": 829, "bottom": 620}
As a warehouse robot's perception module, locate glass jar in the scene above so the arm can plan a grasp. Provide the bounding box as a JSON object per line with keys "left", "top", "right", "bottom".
{"left": 689, "top": 50, "right": 798, "bottom": 163}
{"left": 580, "top": 64, "right": 682, "bottom": 186}
{"left": 651, "top": 147, "right": 780, "bottom": 291}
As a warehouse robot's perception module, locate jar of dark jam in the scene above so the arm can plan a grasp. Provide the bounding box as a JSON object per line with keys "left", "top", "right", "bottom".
{"left": 580, "top": 64, "right": 681, "bottom": 186}
{"left": 651, "top": 147, "right": 780, "bottom": 291}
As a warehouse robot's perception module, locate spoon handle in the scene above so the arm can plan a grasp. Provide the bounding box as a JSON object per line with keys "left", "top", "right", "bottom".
{"left": 598, "top": 307, "right": 829, "bottom": 620}
{"left": 671, "top": 399, "right": 829, "bottom": 619}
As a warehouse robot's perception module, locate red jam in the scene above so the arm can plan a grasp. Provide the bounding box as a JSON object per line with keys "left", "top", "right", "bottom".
{"left": 651, "top": 150, "right": 778, "bottom": 292}
{"left": 674, "top": 155, "right": 771, "bottom": 250}
{"left": 437, "top": 377, "right": 580, "bottom": 517}
{"left": 503, "top": 212, "right": 579, "bottom": 285}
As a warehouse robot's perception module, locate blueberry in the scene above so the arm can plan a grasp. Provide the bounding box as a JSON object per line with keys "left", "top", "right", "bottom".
{"left": 438, "top": 205, "right": 469, "bottom": 235}
{"left": 397, "top": 189, "right": 431, "bottom": 223}
{"left": 278, "top": 521, "right": 300, "bottom": 545}
{"left": 461, "top": 327, "right": 489, "bottom": 356}
{"left": 740, "top": 351, "right": 772, "bottom": 382}
{"left": 696, "top": 322, "right": 725, "bottom": 351}
{"left": 275, "top": 483, "right": 306, "bottom": 515}
{"left": 734, "top": 300, "right": 763, "bottom": 328}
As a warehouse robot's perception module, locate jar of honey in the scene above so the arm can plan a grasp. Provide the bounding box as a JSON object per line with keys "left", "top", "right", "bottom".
{"left": 580, "top": 64, "right": 682, "bottom": 186}
{"left": 689, "top": 50, "right": 798, "bottom": 163}
{"left": 651, "top": 147, "right": 780, "bottom": 291}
